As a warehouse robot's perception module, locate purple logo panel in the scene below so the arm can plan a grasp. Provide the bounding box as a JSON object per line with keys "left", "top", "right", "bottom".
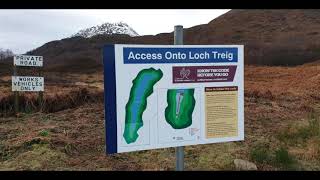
{"left": 173, "top": 66, "right": 237, "bottom": 83}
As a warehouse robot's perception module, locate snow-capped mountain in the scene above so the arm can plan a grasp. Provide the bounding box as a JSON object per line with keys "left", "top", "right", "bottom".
{"left": 71, "top": 22, "right": 139, "bottom": 38}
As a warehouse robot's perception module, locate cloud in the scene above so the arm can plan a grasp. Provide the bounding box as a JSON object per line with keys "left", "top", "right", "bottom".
{"left": 0, "top": 9, "right": 230, "bottom": 54}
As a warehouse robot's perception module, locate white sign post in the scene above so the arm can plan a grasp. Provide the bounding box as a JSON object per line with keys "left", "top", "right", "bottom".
{"left": 12, "top": 55, "right": 44, "bottom": 114}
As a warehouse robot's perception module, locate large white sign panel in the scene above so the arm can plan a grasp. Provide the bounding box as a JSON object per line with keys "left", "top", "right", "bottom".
{"left": 14, "top": 55, "right": 43, "bottom": 67}
{"left": 104, "top": 44, "right": 244, "bottom": 154}
{"left": 12, "top": 76, "right": 44, "bottom": 92}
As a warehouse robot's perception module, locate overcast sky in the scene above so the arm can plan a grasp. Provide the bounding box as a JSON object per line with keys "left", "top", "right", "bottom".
{"left": 0, "top": 9, "right": 230, "bottom": 54}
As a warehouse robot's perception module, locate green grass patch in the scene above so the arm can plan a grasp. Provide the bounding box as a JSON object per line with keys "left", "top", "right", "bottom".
{"left": 308, "top": 114, "right": 320, "bottom": 138}
{"left": 39, "top": 130, "right": 49, "bottom": 137}
{"left": 193, "top": 144, "right": 235, "bottom": 170}
{"left": 1, "top": 137, "right": 49, "bottom": 163}
{"left": 277, "top": 113, "right": 320, "bottom": 145}
{"left": 274, "top": 147, "right": 297, "bottom": 170}
{"left": 250, "top": 143, "right": 272, "bottom": 164}
{"left": 273, "top": 112, "right": 320, "bottom": 170}
{"left": 0, "top": 143, "right": 67, "bottom": 170}
{"left": 250, "top": 143, "right": 299, "bottom": 170}
{"left": 0, "top": 142, "right": 10, "bottom": 161}
{"left": 24, "top": 138, "right": 49, "bottom": 149}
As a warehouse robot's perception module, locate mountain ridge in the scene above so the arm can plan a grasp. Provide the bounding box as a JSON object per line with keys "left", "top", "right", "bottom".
{"left": 71, "top": 22, "right": 139, "bottom": 38}
{"left": 15, "top": 9, "right": 320, "bottom": 73}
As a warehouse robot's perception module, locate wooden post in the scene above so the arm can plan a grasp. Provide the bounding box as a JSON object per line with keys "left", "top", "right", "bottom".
{"left": 38, "top": 68, "right": 43, "bottom": 111}
{"left": 13, "top": 64, "right": 19, "bottom": 115}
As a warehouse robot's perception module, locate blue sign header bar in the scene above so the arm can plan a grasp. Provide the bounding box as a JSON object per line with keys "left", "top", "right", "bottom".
{"left": 123, "top": 47, "right": 238, "bottom": 64}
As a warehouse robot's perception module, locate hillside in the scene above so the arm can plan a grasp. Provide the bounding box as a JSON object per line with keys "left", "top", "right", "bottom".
{"left": 4, "top": 9, "right": 320, "bottom": 73}
{"left": 189, "top": 9, "right": 320, "bottom": 65}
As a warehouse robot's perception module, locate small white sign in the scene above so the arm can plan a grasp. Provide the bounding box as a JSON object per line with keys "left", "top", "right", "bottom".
{"left": 14, "top": 55, "right": 43, "bottom": 67}
{"left": 12, "top": 76, "right": 44, "bottom": 92}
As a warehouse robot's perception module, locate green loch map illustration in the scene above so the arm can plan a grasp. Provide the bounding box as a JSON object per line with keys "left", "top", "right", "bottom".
{"left": 123, "top": 68, "right": 163, "bottom": 144}
{"left": 165, "top": 89, "right": 196, "bottom": 129}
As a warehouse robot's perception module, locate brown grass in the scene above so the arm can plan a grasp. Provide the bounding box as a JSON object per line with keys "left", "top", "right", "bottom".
{"left": 0, "top": 87, "right": 103, "bottom": 117}
{"left": 1, "top": 65, "right": 320, "bottom": 170}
